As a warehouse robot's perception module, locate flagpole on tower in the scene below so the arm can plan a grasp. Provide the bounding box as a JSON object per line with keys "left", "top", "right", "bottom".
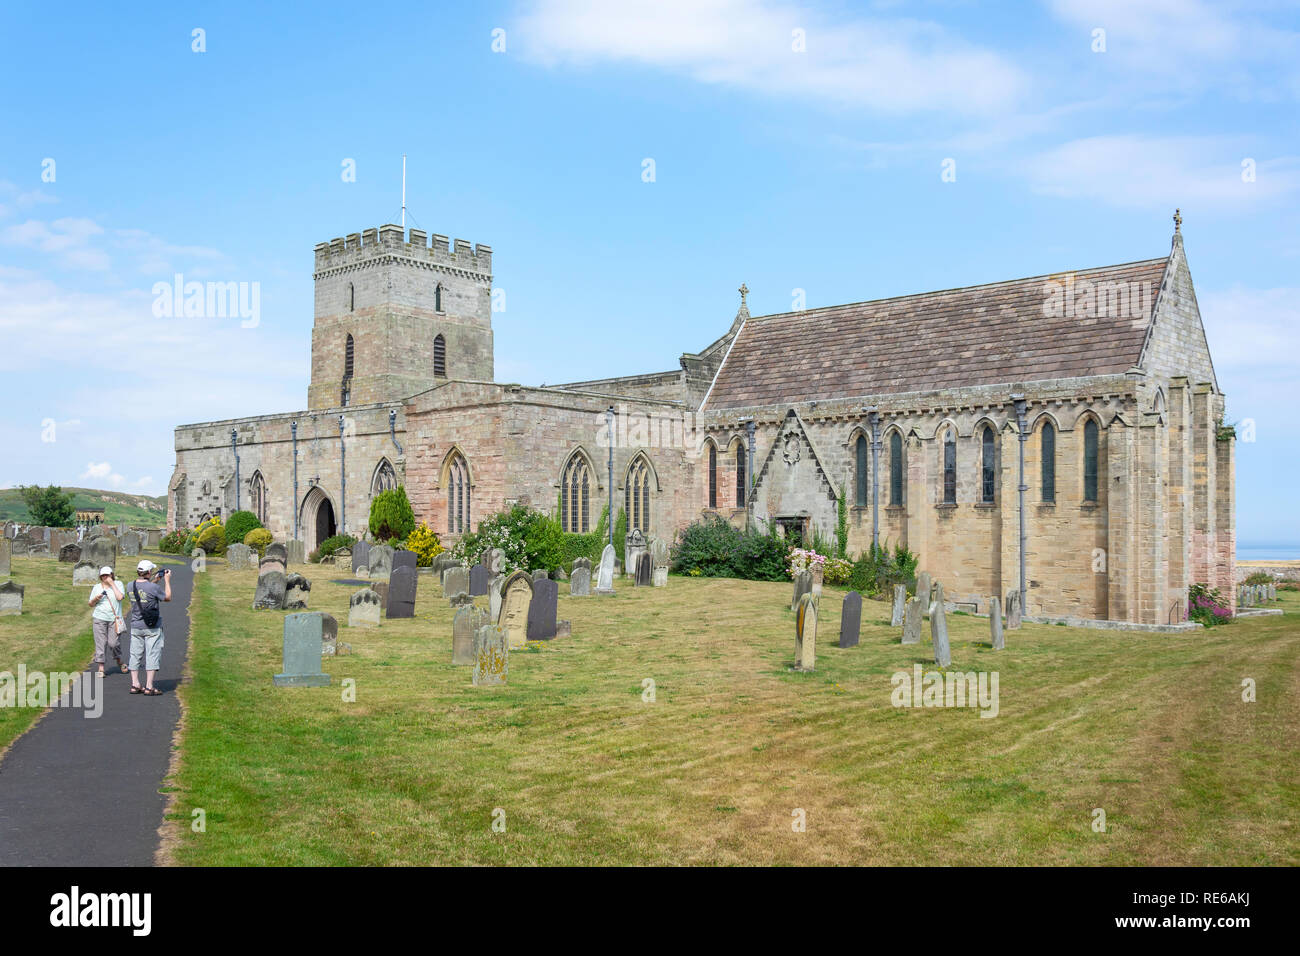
{"left": 401, "top": 154, "right": 407, "bottom": 229}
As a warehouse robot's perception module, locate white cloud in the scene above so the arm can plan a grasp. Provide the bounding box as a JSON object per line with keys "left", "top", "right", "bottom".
{"left": 132, "top": 476, "right": 154, "bottom": 488}
{"left": 1, "top": 217, "right": 109, "bottom": 270}
{"left": 1200, "top": 285, "right": 1300, "bottom": 374}
{"left": 513, "top": 0, "right": 1025, "bottom": 115}
{"left": 0, "top": 216, "right": 228, "bottom": 276}
{"left": 81, "top": 462, "right": 125, "bottom": 488}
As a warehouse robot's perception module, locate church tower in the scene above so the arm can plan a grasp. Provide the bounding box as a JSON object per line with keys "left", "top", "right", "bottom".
{"left": 307, "top": 223, "right": 494, "bottom": 409}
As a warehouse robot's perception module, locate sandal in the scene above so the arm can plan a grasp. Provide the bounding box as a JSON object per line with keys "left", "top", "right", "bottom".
{"left": 143, "top": 687, "right": 162, "bottom": 696}
{"left": 130, "top": 686, "right": 143, "bottom": 695}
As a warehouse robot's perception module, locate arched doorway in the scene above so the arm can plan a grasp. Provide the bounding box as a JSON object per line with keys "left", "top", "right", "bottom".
{"left": 316, "top": 499, "right": 336, "bottom": 547}
{"left": 299, "top": 487, "right": 337, "bottom": 552}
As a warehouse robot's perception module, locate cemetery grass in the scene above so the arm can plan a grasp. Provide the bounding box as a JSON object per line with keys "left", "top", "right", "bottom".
{"left": 168, "top": 568, "right": 1300, "bottom": 865}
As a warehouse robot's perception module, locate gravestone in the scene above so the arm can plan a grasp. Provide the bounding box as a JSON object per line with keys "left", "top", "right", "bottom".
{"left": 555, "top": 567, "right": 568, "bottom": 582}
{"left": 452, "top": 604, "right": 483, "bottom": 666}
{"left": 146, "top": 529, "right": 162, "bottom": 549}
{"left": 1269, "top": 583, "right": 1277, "bottom": 601}
{"left": 227, "top": 543, "right": 255, "bottom": 570}
{"left": 890, "top": 584, "right": 906, "bottom": 627}
{"left": 624, "top": 529, "right": 646, "bottom": 579}
{"left": 917, "top": 571, "right": 932, "bottom": 607}
{"left": 285, "top": 573, "right": 312, "bottom": 610}
{"left": 488, "top": 573, "right": 505, "bottom": 621}
{"left": 793, "top": 592, "right": 817, "bottom": 671}
{"left": 0, "top": 538, "right": 10, "bottom": 576}
{"left": 253, "top": 570, "right": 288, "bottom": 610}
{"left": 438, "top": 559, "right": 462, "bottom": 588}
{"left": 653, "top": 567, "right": 668, "bottom": 587}
{"left": 348, "top": 588, "right": 382, "bottom": 627}
{"left": 286, "top": 540, "right": 306, "bottom": 565}
{"left": 387, "top": 566, "right": 417, "bottom": 618}
{"left": 392, "top": 549, "right": 417, "bottom": 574}
{"left": 120, "top": 532, "right": 140, "bottom": 557}
{"left": 319, "top": 613, "right": 339, "bottom": 654}
{"left": 265, "top": 543, "right": 288, "bottom": 565}
{"left": 902, "top": 598, "right": 923, "bottom": 644}
{"left": 72, "top": 561, "right": 99, "bottom": 585}
{"left": 472, "top": 624, "right": 508, "bottom": 687}
{"left": 469, "top": 563, "right": 490, "bottom": 597}
{"left": 329, "top": 547, "right": 349, "bottom": 567}
{"left": 811, "top": 567, "right": 824, "bottom": 599}
{"left": 650, "top": 537, "right": 669, "bottom": 569}
{"left": 372, "top": 579, "right": 389, "bottom": 607}
{"left": 10, "top": 536, "right": 30, "bottom": 557}
{"left": 931, "top": 583, "right": 951, "bottom": 667}
{"left": 989, "top": 596, "right": 1005, "bottom": 650}
{"left": 0, "top": 581, "right": 23, "bottom": 616}
{"left": 634, "top": 552, "right": 652, "bottom": 587}
{"left": 368, "top": 544, "right": 395, "bottom": 581}
{"left": 84, "top": 537, "right": 117, "bottom": 571}
{"left": 596, "top": 544, "right": 616, "bottom": 594}
{"left": 570, "top": 567, "right": 591, "bottom": 596}
{"left": 571, "top": 556, "right": 591, "bottom": 574}
{"left": 1006, "top": 589, "right": 1022, "bottom": 629}
{"left": 273, "top": 612, "right": 331, "bottom": 687}
{"left": 444, "top": 566, "right": 470, "bottom": 603}
{"left": 526, "top": 577, "right": 559, "bottom": 641}
{"left": 352, "top": 541, "right": 371, "bottom": 576}
{"left": 488, "top": 548, "right": 506, "bottom": 575}
{"left": 88, "top": 525, "right": 107, "bottom": 540}
{"left": 498, "top": 571, "right": 533, "bottom": 649}
{"left": 59, "top": 542, "right": 82, "bottom": 564}
{"left": 532, "top": 568, "right": 549, "bottom": 584}
{"left": 259, "top": 557, "right": 286, "bottom": 578}
{"left": 839, "top": 591, "right": 862, "bottom": 648}
{"left": 791, "top": 569, "right": 813, "bottom": 611}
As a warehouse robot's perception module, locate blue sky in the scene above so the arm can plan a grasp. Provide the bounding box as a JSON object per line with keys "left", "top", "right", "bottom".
{"left": 0, "top": 0, "right": 1296, "bottom": 548}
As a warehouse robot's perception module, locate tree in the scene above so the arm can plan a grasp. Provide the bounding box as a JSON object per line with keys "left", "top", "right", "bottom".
{"left": 18, "top": 485, "right": 75, "bottom": 527}
{"left": 369, "top": 486, "right": 415, "bottom": 542}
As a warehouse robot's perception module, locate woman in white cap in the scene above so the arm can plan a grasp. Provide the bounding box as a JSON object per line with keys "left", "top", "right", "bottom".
{"left": 127, "top": 559, "right": 171, "bottom": 696}
{"left": 87, "top": 567, "right": 127, "bottom": 675}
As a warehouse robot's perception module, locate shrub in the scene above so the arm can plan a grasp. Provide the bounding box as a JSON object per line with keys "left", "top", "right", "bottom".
{"left": 223, "top": 510, "right": 262, "bottom": 549}
{"left": 453, "top": 505, "right": 564, "bottom": 574}
{"left": 836, "top": 491, "right": 849, "bottom": 559}
{"left": 159, "top": 528, "right": 191, "bottom": 554}
{"left": 848, "top": 542, "right": 917, "bottom": 597}
{"left": 787, "top": 548, "right": 828, "bottom": 579}
{"left": 671, "top": 517, "right": 789, "bottom": 581}
{"left": 310, "top": 534, "right": 356, "bottom": 563}
{"left": 184, "top": 516, "right": 223, "bottom": 554}
{"left": 406, "top": 522, "right": 444, "bottom": 567}
{"left": 1242, "top": 571, "right": 1273, "bottom": 586}
{"left": 369, "top": 486, "right": 415, "bottom": 541}
{"left": 823, "top": 557, "right": 853, "bottom": 586}
{"left": 1188, "top": 582, "right": 1232, "bottom": 626}
{"left": 195, "top": 524, "right": 227, "bottom": 555}
{"left": 243, "top": 528, "right": 273, "bottom": 556}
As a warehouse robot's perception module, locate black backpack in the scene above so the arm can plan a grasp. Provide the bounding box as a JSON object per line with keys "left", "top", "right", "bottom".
{"left": 132, "top": 582, "right": 161, "bottom": 628}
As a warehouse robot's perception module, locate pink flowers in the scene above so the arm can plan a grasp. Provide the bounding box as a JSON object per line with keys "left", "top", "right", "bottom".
{"left": 787, "top": 548, "right": 827, "bottom": 578}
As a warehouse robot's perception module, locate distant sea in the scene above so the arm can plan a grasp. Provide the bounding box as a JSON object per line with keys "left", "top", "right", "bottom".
{"left": 1237, "top": 546, "right": 1300, "bottom": 561}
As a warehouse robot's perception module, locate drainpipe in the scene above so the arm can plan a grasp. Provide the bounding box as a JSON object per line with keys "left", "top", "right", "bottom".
{"left": 291, "top": 420, "right": 299, "bottom": 540}
{"left": 230, "top": 429, "right": 240, "bottom": 512}
{"left": 388, "top": 408, "right": 403, "bottom": 457}
{"left": 866, "top": 406, "right": 880, "bottom": 553}
{"left": 338, "top": 415, "right": 347, "bottom": 537}
{"left": 606, "top": 406, "right": 615, "bottom": 548}
{"left": 1013, "top": 393, "right": 1028, "bottom": 614}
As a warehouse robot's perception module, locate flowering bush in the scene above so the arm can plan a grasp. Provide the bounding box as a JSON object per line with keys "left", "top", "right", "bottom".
{"left": 823, "top": 557, "right": 853, "bottom": 586}
{"left": 406, "top": 522, "right": 444, "bottom": 567}
{"left": 159, "top": 527, "right": 192, "bottom": 554}
{"left": 452, "top": 506, "right": 560, "bottom": 575}
{"left": 787, "top": 548, "right": 828, "bottom": 578}
{"left": 243, "top": 528, "right": 273, "bottom": 556}
{"left": 1188, "top": 582, "right": 1232, "bottom": 627}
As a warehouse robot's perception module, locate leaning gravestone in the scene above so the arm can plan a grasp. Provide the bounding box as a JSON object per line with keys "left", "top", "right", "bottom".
{"left": 917, "top": 571, "right": 932, "bottom": 607}
{"left": 498, "top": 571, "right": 533, "bottom": 649}
{"left": 902, "top": 597, "right": 923, "bottom": 645}
{"left": 989, "top": 595, "right": 1005, "bottom": 651}
{"left": 890, "top": 584, "right": 906, "bottom": 627}
{"left": 273, "top": 612, "right": 330, "bottom": 687}
{"left": 227, "top": 543, "right": 255, "bottom": 570}
{"left": 452, "top": 604, "right": 484, "bottom": 666}
{"left": 59, "top": 542, "right": 82, "bottom": 564}
{"left": 634, "top": 552, "right": 652, "bottom": 587}
{"left": 253, "top": 570, "right": 288, "bottom": 610}
{"left": 348, "top": 588, "right": 382, "bottom": 627}
{"left": 368, "top": 544, "right": 395, "bottom": 581}
{"left": 444, "top": 565, "right": 470, "bottom": 604}
{"left": 839, "top": 591, "right": 862, "bottom": 648}
{"left": 570, "top": 567, "right": 591, "bottom": 596}
{"left": 1006, "top": 589, "right": 1022, "bottom": 629}
{"left": 72, "top": 560, "right": 99, "bottom": 585}
{"left": 931, "top": 583, "right": 951, "bottom": 667}
{"left": 791, "top": 569, "right": 813, "bottom": 611}
{"left": 285, "top": 573, "right": 312, "bottom": 610}
{"left": 387, "top": 566, "right": 417, "bottom": 618}
{"left": 596, "top": 544, "right": 616, "bottom": 594}
{"left": 352, "top": 541, "right": 371, "bottom": 576}
{"left": 0, "top": 581, "right": 23, "bottom": 616}
{"left": 793, "top": 592, "right": 817, "bottom": 671}
{"left": 0, "top": 538, "right": 10, "bottom": 576}
{"left": 469, "top": 563, "right": 490, "bottom": 597}
{"left": 526, "top": 577, "right": 559, "bottom": 641}
{"left": 472, "top": 624, "right": 508, "bottom": 687}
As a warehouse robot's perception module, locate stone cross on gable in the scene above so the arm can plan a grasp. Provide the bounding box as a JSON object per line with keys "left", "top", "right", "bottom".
{"left": 1173, "top": 208, "right": 1182, "bottom": 233}
{"left": 738, "top": 283, "right": 748, "bottom": 307}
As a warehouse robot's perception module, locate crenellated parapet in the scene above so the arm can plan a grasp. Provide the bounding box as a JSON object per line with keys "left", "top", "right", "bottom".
{"left": 314, "top": 224, "right": 492, "bottom": 278}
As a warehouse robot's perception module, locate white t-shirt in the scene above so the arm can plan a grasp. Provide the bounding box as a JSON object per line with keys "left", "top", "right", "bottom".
{"left": 89, "top": 580, "right": 125, "bottom": 622}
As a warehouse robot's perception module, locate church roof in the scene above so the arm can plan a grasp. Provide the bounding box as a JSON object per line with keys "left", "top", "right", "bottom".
{"left": 701, "top": 256, "right": 1170, "bottom": 411}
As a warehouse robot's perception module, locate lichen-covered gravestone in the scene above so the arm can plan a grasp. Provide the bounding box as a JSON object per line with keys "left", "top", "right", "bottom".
{"left": 917, "top": 571, "right": 932, "bottom": 608}
{"left": 285, "top": 573, "right": 312, "bottom": 610}
{"left": 72, "top": 561, "right": 99, "bottom": 585}
{"left": 1006, "top": 589, "right": 1022, "bottom": 629}
{"left": 902, "top": 597, "right": 923, "bottom": 645}
{"left": 989, "top": 595, "right": 1004, "bottom": 650}
{"left": 452, "top": 604, "right": 484, "bottom": 666}
{"left": 0, "top": 581, "right": 24, "bottom": 616}
{"left": 120, "top": 532, "right": 140, "bottom": 557}
{"left": 286, "top": 540, "right": 306, "bottom": 565}
{"left": 386, "top": 566, "right": 417, "bottom": 618}
{"left": 526, "top": 577, "right": 559, "bottom": 641}
{"left": 569, "top": 567, "right": 591, "bottom": 596}
{"left": 368, "top": 544, "right": 395, "bottom": 582}
{"left": 348, "top": 588, "right": 382, "bottom": 627}
{"left": 930, "top": 583, "right": 952, "bottom": 667}
{"left": 444, "top": 566, "right": 470, "bottom": 604}
{"left": 890, "top": 584, "right": 906, "bottom": 627}
{"left": 227, "top": 543, "right": 255, "bottom": 570}
{"left": 839, "top": 591, "right": 862, "bottom": 648}
{"left": 84, "top": 537, "right": 117, "bottom": 572}
{"left": 472, "top": 624, "right": 508, "bottom": 687}
{"left": 273, "top": 612, "right": 331, "bottom": 687}
{"left": 59, "top": 543, "right": 82, "bottom": 564}
{"left": 253, "top": 570, "right": 287, "bottom": 610}
{"left": 793, "top": 592, "right": 817, "bottom": 671}
{"left": 498, "top": 571, "right": 533, "bottom": 649}
{"left": 0, "top": 538, "right": 10, "bottom": 577}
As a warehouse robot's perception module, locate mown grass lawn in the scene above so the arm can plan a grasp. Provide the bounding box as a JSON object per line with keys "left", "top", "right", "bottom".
{"left": 166, "top": 564, "right": 1299, "bottom": 866}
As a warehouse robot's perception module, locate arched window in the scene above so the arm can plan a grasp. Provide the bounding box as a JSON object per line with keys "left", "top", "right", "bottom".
{"left": 626, "top": 455, "right": 652, "bottom": 534}
{"left": 1041, "top": 422, "right": 1056, "bottom": 502}
{"left": 561, "top": 453, "right": 591, "bottom": 534}
{"left": 435, "top": 283, "right": 444, "bottom": 313}
{"left": 372, "top": 459, "right": 397, "bottom": 496}
{"left": 735, "top": 443, "right": 746, "bottom": 508}
{"left": 889, "top": 431, "right": 903, "bottom": 506}
{"left": 1084, "top": 419, "right": 1099, "bottom": 502}
{"left": 250, "top": 471, "right": 267, "bottom": 524}
{"left": 707, "top": 443, "right": 717, "bottom": 509}
{"left": 981, "top": 426, "right": 996, "bottom": 503}
{"left": 854, "top": 434, "right": 868, "bottom": 508}
{"left": 942, "top": 430, "right": 957, "bottom": 504}
{"left": 346, "top": 282, "right": 354, "bottom": 312}
{"left": 446, "top": 452, "right": 470, "bottom": 534}
{"left": 434, "top": 334, "right": 446, "bottom": 378}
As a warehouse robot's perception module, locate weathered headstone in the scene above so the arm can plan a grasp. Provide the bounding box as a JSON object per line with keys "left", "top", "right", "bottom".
{"left": 265, "top": 542, "right": 288, "bottom": 565}
{"left": 650, "top": 537, "right": 669, "bottom": 569}
{"left": 285, "top": 572, "right": 312, "bottom": 610}
{"left": 624, "top": 529, "right": 646, "bottom": 579}
{"left": 348, "top": 588, "right": 382, "bottom": 627}
{"left": 469, "top": 563, "right": 490, "bottom": 597}
{"left": 286, "top": 539, "right": 306, "bottom": 565}
{"left": 227, "top": 543, "right": 255, "bottom": 570}
{"left": 570, "top": 567, "right": 591, "bottom": 596}
{"left": 253, "top": 570, "right": 287, "bottom": 610}
{"left": 444, "top": 565, "right": 470, "bottom": 603}
{"left": 0, "top": 581, "right": 23, "bottom": 616}
{"left": 653, "top": 566, "right": 668, "bottom": 587}
{"left": 572, "top": 556, "right": 591, "bottom": 574}
{"left": 58, "top": 542, "right": 82, "bottom": 564}
{"left": 452, "top": 604, "right": 483, "bottom": 666}
{"left": 84, "top": 537, "right": 117, "bottom": 571}
{"left": 352, "top": 541, "right": 371, "bottom": 576}
{"left": 488, "top": 548, "right": 505, "bottom": 575}
{"left": 498, "top": 571, "right": 533, "bottom": 649}
{"left": 10, "top": 535, "right": 31, "bottom": 557}
{"left": 258, "top": 556, "right": 286, "bottom": 578}
{"left": 917, "top": 571, "right": 932, "bottom": 608}
{"left": 146, "top": 529, "right": 162, "bottom": 549}
{"left": 794, "top": 593, "right": 817, "bottom": 671}
{"left": 392, "top": 549, "right": 417, "bottom": 574}
{"left": 791, "top": 569, "right": 813, "bottom": 611}
{"left": 472, "top": 624, "right": 508, "bottom": 687}
{"left": 839, "top": 591, "right": 862, "bottom": 648}
{"left": 527, "top": 577, "right": 559, "bottom": 641}
{"left": 989, "top": 595, "right": 1005, "bottom": 650}
{"left": 931, "top": 583, "right": 951, "bottom": 667}
{"left": 320, "top": 613, "right": 339, "bottom": 654}
{"left": 1006, "top": 589, "right": 1022, "bottom": 629}
{"left": 890, "top": 584, "right": 906, "bottom": 627}
{"left": 634, "top": 552, "right": 652, "bottom": 587}
{"left": 0, "top": 538, "right": 11, "bottom": 576}
{"left": 488, "top": 573, "right": 505, "bottom": 621}
{"left": 120, "top": 532, "right": 141, "bottom": 556}
{"left": 811, "top": 566, "right": 824, "bottom": 599}
{"left": 902, "top": 597, "right": 923, "bottom": 644}
{"left": 72, "top": 561, "right": 99, "bottom": 585}
{"left": 596, "top": 544, "right": 616, "bottom": 594}
{"left": 532, "top": 568, "right": 549, "bottom": 584}
{"left": 273, "top": 612, "right": 331, "bottom": 687}
{"left": 368, "top": 544, "right": 395, "bottom": 581}
{"left": 387, "top": 566, "right": 417, "bottom": 618}
{"left": 371, "top": 579, "right": 389, "bottom": 608}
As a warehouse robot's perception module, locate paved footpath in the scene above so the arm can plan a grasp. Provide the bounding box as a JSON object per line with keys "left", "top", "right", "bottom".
{"left": 0, "top": 560, "right": 193, "bottom": 866}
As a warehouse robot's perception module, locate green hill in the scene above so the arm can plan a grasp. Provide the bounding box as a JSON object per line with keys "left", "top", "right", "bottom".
{"left": 0, "top": 487, "right": 168, "bottom": 528}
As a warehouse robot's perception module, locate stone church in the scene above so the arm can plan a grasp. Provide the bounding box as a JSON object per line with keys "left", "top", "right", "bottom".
{"left": 171, "top": 214, "right": 1235, "bottom": 624}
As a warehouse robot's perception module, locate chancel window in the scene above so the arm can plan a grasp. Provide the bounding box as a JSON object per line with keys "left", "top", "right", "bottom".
{"left": 561, "top": 453, "right": 591, "bottom": 534}
{"left": 1084, "top": 419, "right": 1099, "bottom": 502}
{"left": 735, "top": 443, "right": 746, "bottom": 507}
{"left": 707, "top": 444, "right": 717, "bottom": 509}
{"left": 626, "top": 455, "right": 652, "bottom": 534}
{"left": 981, "top": 426, "right": 996, "bottom": 503}
{"left": 434, "top": 334, "right": 446, "bottom": 378}
{"left": 855, "top": 434, "right": 868, "bottom": 508}
{"left": 1041, "top": 422, "right": 1056, "bottom": 502}
{"left": 447, "top": 452, "right": 470, "bottom": 534}
{"left": 942, "top": 430, "right": 956, "bottom": 504}
{"left": 889, "top": 431, "right": 903, "bottom": 506}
